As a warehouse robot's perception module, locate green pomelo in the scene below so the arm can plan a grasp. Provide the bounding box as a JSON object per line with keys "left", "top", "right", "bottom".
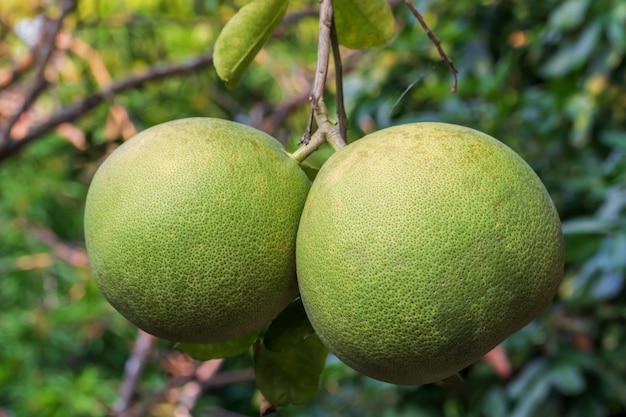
{"left": 84, "top": 118, "right": 310, "bottom": 344}
{"left": 296, "top": 122, "right": 563, "bottom": 385}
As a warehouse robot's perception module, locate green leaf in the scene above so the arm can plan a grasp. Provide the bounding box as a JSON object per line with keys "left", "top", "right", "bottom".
{"left": 541, "top": 23, "right": 601, "bottom": 77}
{"left": 507, "top": 358, "right": 548, "bottom": 398}
{"left": 175, "top": 331, "right": 258, "bottom": 360}
{"left": 482, "top": 386, "right": 508, "bottom": 417}
{"left": 264, "top": 298, "right": 315, "bottom": 352}
{"left": 438, "top": 372, "right": 464, "bottom": 386}
{"left": 547, "top": 0, "right": 590, "bottom": 30}
{"left": 548, "top": 363, "right": 586, "bottom": 395}
{"left": 333, "top": 0, "right": 395, "bottom": 49}
{"left": 254, "top": 333, "right": 328, "bottom": 407}
{"left": 509, "top": 378, "right": 550, "bottom": 417}
{"left": 299, "top": 161, "right": 320, "bottom": 182}
{"left": 214, "top": 0, "right": 289, "bottom": 88}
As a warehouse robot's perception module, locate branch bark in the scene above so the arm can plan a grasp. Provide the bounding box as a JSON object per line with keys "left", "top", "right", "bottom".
{"left": 330, "top": 14, "right": 348, "bottom": 142}
{"left": 114, "top": 331, "right": 157, "bottom": 416}
{"left": 115, "top": 365, "right": 254, "bottom": 417}
{"left": 301, "top": 0, "right": 334, "bottom": 145}
{"left": 294, "top": 0, "right": 347, "bottom": 162}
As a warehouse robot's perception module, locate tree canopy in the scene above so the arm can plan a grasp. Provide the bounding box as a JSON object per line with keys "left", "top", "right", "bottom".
{"left": 0, "top": 0, "right": 625, "bottom": 416}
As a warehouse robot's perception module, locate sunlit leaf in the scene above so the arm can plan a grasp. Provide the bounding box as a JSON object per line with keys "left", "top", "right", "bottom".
{"left": 175, "top": 331, "right": 257, "bottom": 360}
{"left": 333, "top": 0, "right": 395, "bottom": 49}
{"left": 264, "top": 298, "right": 315, "bottom": 352}
{"left": 254, "top": 333, "right": 327, "bottom": 406}
{"left": 214, "top": 0, "right": 289, "bottom": 88}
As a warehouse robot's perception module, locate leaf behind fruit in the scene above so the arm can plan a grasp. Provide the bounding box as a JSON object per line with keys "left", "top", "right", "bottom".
{"left": 254, "top": 334, "right": 327, "bottom": 407}
{"left": 175, "top": 331, "right": 258, "bottom": 360}
{"left": 264, "top": 298, "right": 315, "bottom": 352}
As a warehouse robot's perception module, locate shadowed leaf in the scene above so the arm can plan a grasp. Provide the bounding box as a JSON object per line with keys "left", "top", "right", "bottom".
{"left": 264, "top": 298, "right": 315, "bottom": 352}
{"left": 299, "top": 161, "right": 320, "bottom": 181}
{"left": 254, "top": 334, "right": 327, "bottom": 407}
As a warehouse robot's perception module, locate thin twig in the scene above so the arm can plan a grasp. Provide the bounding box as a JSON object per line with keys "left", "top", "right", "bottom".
{"left": 254, "top": 50, "right": 363, "bottom": 138}
{"left": 0, "top": 0, "right": 78, "bottom": 145}
{"left": 403, "top": 0, "right": 459, "bottom": 93}
{"left": 301, "top": 0, "right": 333, "bottom": 144}
{"left": 290, "top": 97, "right": 345, "bottom": 162}
{"left": 315, "top": 98, "right": 346, "bottom": 150}
{"left": 310, "top": 0, "right": 333, "bottom": 108}
{"left": 0, "top": 52, "right": 215, "bottom": 164}
{"left": 330, "top": 14, "right": 348, "bottom": 142}
{"left": 293, "top": 0, "right": 347, "bottom": 162}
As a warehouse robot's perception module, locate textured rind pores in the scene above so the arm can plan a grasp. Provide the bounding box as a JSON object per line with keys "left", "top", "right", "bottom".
{"left": 84, "top": 118, "right": 310, "bottom": 344}
{"left": 296, "top": 122, "right": 564, "bottom": 385}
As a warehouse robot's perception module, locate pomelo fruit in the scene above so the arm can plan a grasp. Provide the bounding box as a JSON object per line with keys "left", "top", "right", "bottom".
{"left": 84, "top": 118, "right": 310, "bottom": 344}
{"left": 296, "top": 122, "right": 564, "bottom": 385}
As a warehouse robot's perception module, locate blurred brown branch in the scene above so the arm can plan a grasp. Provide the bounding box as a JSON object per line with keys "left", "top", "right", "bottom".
{"left": 29, "top": 224, "right": 89, "bottom": 268}
{"left": 114, "top": 331, "right": 157, "bottom": 416}
{"left": 0, "top": 52, "right": 215, "bottom": 164}
{"left": 60, "top": 32, "right": 137, "bottom": 140}
{"left": 114, "top": 348, "right": 254, "bottom": 417}
{"left": 0, "top": 0, "right": 78, "bottom": 144}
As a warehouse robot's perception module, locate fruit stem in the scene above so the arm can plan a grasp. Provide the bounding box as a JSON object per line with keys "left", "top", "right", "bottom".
{"left": 290, "top": 99, "right": 346, "bottom": 163}
{"left": 290, "top": 130, "right": 326, "bottom": 163}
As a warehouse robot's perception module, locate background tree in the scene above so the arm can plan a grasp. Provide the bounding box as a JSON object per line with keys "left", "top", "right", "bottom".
{"left": 0, "top": 0, "right": 625, "bottom": 416}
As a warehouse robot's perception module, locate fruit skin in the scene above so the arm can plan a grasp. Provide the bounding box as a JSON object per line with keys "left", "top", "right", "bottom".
{"left": 296, "top": 122, "right": 564, "bottom": 385}
{"left": 84, "top": 118, "right": 310, "bottom": 344}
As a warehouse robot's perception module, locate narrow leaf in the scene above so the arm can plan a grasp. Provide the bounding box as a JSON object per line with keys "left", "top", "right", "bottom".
{"left": 214, "top": 0, "right": 289, "bottom": 88}
{"left": 333, "top": 0, "right": 395, "bottom": 49}
{"left": 264, "top": 298, "right": 315, "bottom": 352}
{"left": 175, "top": 331, "right": 258, "bottom": 360}
{"left": 254, "top": 334, "right": 328, "bottom": 407}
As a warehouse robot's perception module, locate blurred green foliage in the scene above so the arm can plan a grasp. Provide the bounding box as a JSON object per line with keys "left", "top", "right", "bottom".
{"left": 0, "top": 0, "right": 625, "bottom": 416}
